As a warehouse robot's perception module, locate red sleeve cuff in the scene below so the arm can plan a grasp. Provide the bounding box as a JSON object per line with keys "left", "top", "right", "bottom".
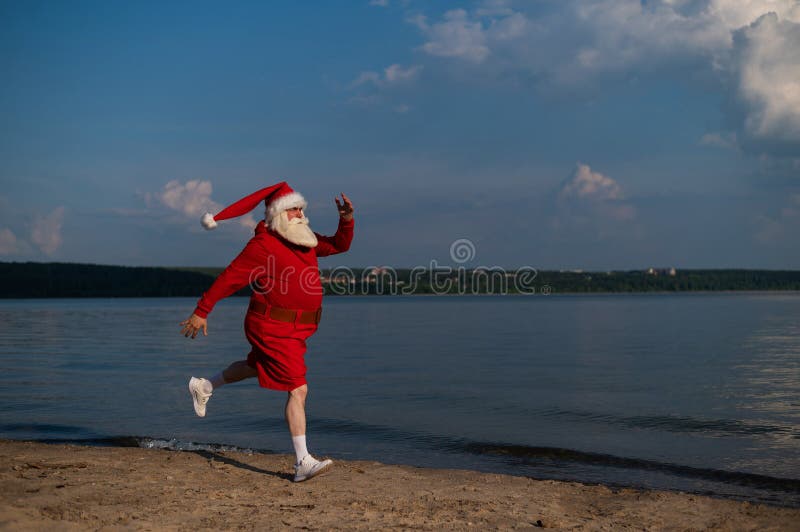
{"left": 193, "top": 306, "right": 209, "bottom": 319}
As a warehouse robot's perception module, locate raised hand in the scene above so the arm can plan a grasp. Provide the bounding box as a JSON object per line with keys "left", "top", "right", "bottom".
{"left": 334, "top": 193, "right": 354, "bottom": 221}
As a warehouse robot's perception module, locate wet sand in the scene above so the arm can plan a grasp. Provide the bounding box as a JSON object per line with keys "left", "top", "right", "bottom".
{"left": 1, "top": 440, "right": 797, "bottom": 530}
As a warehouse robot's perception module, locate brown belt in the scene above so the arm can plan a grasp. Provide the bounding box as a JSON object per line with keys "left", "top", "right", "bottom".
{"left": 248, "top": 300, "right": 322, "bottom": 325}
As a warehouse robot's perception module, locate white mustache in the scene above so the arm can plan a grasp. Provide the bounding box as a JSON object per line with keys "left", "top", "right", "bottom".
{"left": 288, "top": 216, "right": 309, "bottom": 225}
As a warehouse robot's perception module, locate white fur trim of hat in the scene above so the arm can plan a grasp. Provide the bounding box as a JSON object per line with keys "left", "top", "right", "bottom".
{"left": 266, "top": 191, "right": 307, "bottom": 221}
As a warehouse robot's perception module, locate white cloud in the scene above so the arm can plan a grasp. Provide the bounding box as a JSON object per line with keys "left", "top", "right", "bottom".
{"left": 156, "top": 180, "right": 256, "bottom": 229}
{"left": 0, "top": 228, "right": 18, "bottom": 255}
{"left": 419, "top": 9, "right": 490, "bottom": 63}
{"left": 561, "top": 163, "right": 623, "bottom": 201}
{"left": 409, "top": 1, "right": 800, "bottom": 155}
{"left": 489, "top": 11, "right": 526, "bottom": 41}
{"left": 30, "top": 206, "right": 65, "bottom": 256}
{"left": 733, "top": 13, "right": 800, "bottom": 144}
{"left": 559, "top": 163, "right": 636, "bottom": 222}
{"left": 350, "top": 64, "right": 422, "bottom": 88}
{"left": 159, "top": 179, "right": 219, "bottom": 217}
{"left": 369, "top": 0, "right": 389, "bottom": 7}
{"left": 550, "top": 1, "right": 799, "bottom": 79}
{"left": 711, "top": 0, "right": 800, "bottom": 30}
{"left": 566, "top": 2, "right": 728, "bottom": 74}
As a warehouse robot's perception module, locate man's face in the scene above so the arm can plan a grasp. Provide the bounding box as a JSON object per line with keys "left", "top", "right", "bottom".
{"left": 286, "top": 207, "right": 304, "bottom": 221}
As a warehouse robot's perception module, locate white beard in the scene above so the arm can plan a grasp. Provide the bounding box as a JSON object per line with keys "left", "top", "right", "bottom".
{"left": 270, "top": 211, "right": 318, "bottom": 248}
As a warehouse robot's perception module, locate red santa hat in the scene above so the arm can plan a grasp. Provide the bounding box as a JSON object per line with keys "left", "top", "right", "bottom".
{"left": 201, "top": 181, "right": 307, "bottom": 230}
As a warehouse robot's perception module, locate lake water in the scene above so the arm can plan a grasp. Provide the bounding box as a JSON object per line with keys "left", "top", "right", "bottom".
{"left": 0, "top": 294, "right": 798, "bottom": 507}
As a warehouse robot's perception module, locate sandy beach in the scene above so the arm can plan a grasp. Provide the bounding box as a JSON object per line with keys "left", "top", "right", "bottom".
{"left": 1, "top": 440, "right": 798, "bottom": 530}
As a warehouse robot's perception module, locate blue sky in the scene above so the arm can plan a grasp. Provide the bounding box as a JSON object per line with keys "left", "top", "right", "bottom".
{"left": 1, "top": 0, "right": 799, "bottom": 270}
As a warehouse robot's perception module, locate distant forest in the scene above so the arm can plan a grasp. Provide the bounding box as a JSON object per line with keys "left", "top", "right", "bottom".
{"left": 0, "top": 262, "right": 222, "bottom": 298}
{"left": 0, "top": 262, "right": 799, "bottom": 298}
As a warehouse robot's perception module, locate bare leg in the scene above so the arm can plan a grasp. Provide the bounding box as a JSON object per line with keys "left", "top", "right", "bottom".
{"left": 221, "top": 360, "right": 258, "bottom": 384}
{"left": 285, "top": 384, "right": 308, "bottom": 437}
{"left": 286, "top": 385, "right": 331, "bottom": 479}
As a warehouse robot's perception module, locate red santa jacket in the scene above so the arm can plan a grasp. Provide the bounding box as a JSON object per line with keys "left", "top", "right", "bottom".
{"left": 193, "top": 217, "right": 354, "bottom": 318}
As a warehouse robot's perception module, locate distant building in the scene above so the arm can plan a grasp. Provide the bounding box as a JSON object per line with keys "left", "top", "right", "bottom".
{"left": 646, "top": 267, "right": 677, "bottom": 276}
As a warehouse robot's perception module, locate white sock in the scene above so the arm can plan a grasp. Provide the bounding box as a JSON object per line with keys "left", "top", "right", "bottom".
{"left": 209, "top": 372, "right": 226, "bottom": 390}
{"left": 292, "top": 435, "right": 309, "bottom": 463}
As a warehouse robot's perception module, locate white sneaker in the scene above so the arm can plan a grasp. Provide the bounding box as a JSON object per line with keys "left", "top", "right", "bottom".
{"left": 188, "top": 377, "right": 212, "bottom": 417}
{"left": 293, "top": 454, "right": 333, "bottom": 482}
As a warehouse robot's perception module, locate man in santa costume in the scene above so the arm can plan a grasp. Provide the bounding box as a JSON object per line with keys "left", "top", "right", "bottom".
{"left": 179, "top": 182, "right": 354, "bottom": 482}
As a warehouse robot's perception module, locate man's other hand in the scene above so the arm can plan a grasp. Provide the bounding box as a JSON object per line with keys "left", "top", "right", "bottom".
{"left": 180, "top": 313, "right": 208, "bottom": 339}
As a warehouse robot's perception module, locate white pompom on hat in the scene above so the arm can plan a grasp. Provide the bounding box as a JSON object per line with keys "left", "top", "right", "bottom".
{"left": 201, "top": 181, "right": 307, "bottom": 230}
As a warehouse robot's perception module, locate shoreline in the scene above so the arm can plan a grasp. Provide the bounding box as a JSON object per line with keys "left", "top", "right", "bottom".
{"left": 1, "top": 289, "right": 800, "bottom": 302}
{"left": 2, "top": 440, "right": 798, "bottom": 530}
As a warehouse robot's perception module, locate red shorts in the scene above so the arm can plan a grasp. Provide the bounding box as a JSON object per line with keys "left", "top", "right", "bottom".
{"left": 244, "top": 310, "right": 319, "bottom": 391}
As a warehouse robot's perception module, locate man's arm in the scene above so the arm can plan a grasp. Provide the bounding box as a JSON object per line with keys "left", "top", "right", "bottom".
{"left": 315, "top": 193, "right": 354, "bottom": 257}
{"left": 180, "top": 236, "right": 270, "bottom": 338}
{"left": 194, "top": 237, "right": 270, "bottom": 317}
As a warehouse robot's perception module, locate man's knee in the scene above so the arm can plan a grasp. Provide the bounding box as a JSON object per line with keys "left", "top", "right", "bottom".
{"left": 289, "top": 384, "right": 308, "bottom": 404}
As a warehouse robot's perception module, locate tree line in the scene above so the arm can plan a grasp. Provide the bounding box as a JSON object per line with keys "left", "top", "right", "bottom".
{"left": 1, "top": 262, "right": 799, "bottom": 298}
